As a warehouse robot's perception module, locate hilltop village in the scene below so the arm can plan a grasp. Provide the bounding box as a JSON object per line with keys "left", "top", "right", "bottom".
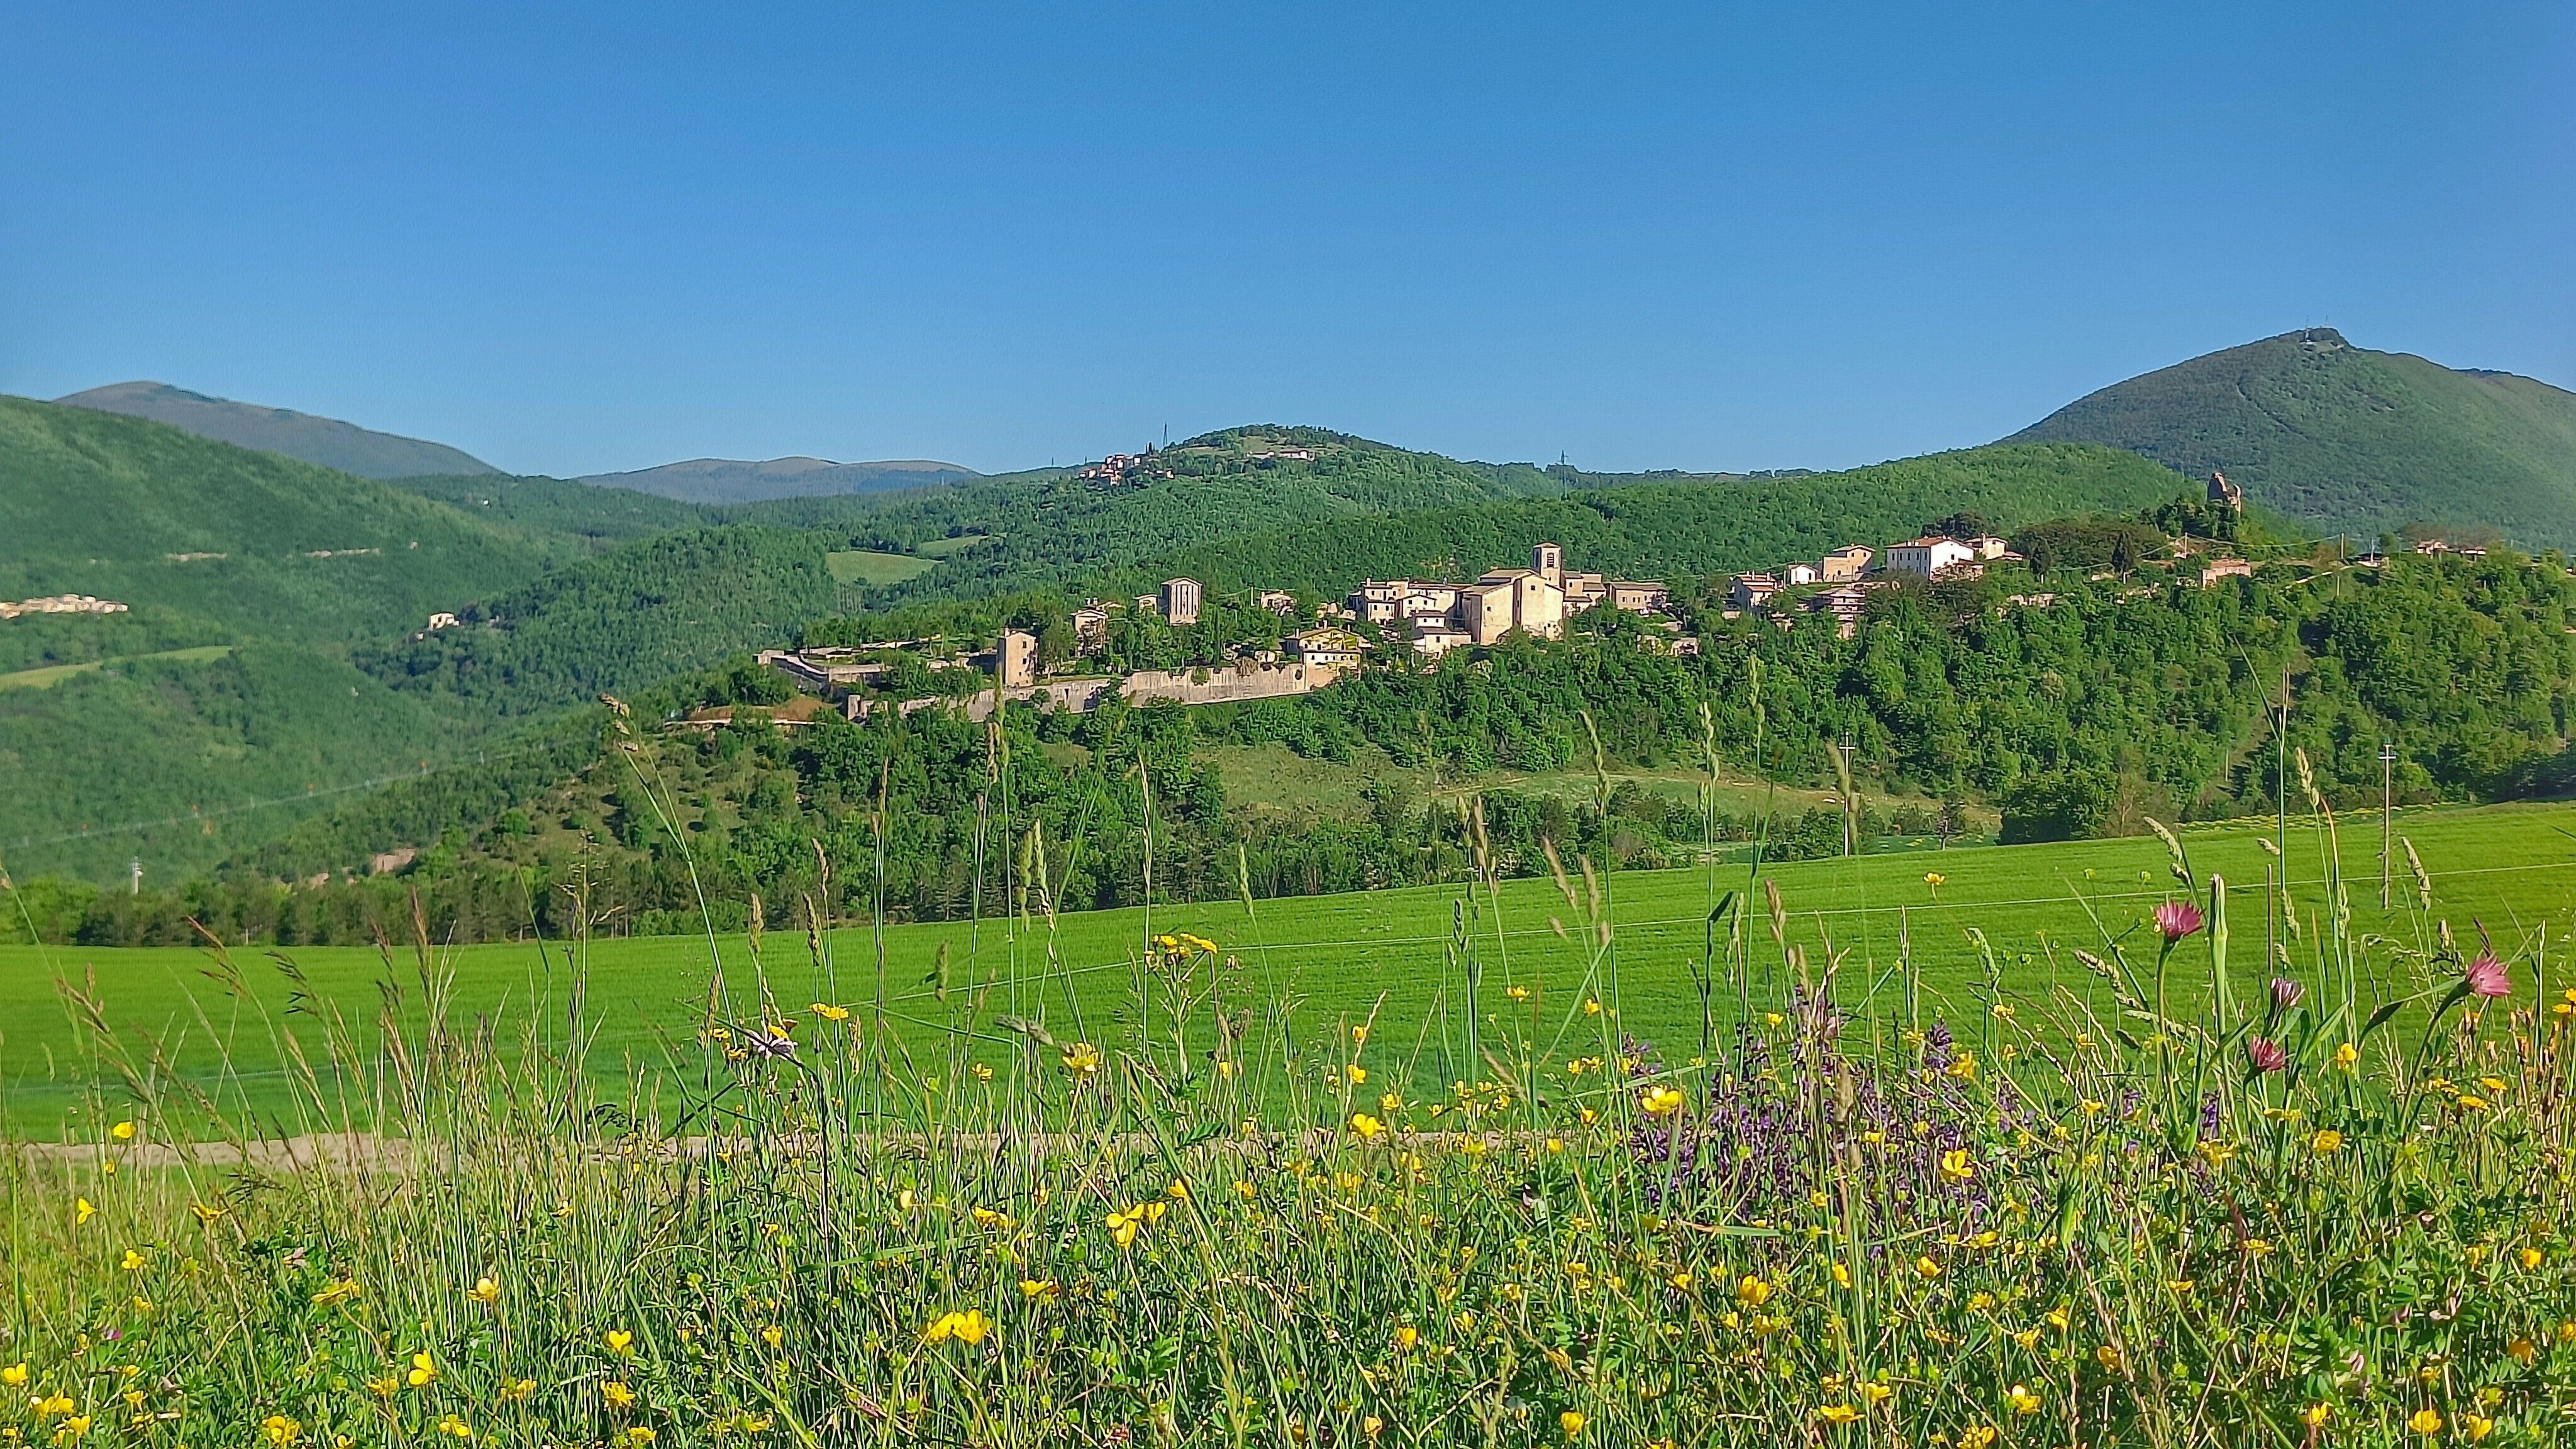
{"left": 729, "top": 478, "right": 2267, "bottom": 731}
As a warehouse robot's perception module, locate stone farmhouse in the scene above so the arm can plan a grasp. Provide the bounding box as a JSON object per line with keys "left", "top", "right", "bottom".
{"left": 1350, "top": 543, "right": 1670, "bottom": 658}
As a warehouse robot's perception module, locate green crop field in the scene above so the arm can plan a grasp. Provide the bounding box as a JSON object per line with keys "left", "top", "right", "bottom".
{"left": 8, "top": 800, "right": 2572, "bottom": 1132}
{"left": 824, "top": 548, "right": 938, "bottom": 586}
{"left": 0, "top": 643, "right": 235, "bottom": 692}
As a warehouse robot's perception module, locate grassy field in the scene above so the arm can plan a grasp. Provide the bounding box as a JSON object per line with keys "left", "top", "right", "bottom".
{"left": 823, "top": 548, "right": 938, "bottom": 586}
{"left": 8, "top": 799, "right": 2572, "bottom": 1130}
{"left": 0, "top": 643, "right": 234, "bottom": 691}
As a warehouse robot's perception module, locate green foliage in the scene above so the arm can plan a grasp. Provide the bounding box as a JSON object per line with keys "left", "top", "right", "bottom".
{"left": 2013, "top": 326, "right": 2576, "bottom": 547}
{"left": 1143, "top": 444, "right": 2192, "bottom": 597}
{"left": 357, "top": 528, "right": 841, "bottom": 719}
{"left": 2011, "top": 515, "right": 2170, "bottom": 577}
{"left": 387, "top": 472, "right": 722, "bottom": 547}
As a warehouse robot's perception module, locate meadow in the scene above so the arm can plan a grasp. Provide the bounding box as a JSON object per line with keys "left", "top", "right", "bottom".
{"left": 7, "top": 799, "right": 2572, "bottom": 1131}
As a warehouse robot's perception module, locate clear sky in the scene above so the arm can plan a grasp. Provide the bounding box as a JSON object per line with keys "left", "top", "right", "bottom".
{"left": 3, "top": 3, "right": 2568, "bottom": 479}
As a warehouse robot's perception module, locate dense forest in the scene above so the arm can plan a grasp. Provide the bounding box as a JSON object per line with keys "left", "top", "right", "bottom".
{"left": 17, "top": 547, "right": 2573, "bottom": 947}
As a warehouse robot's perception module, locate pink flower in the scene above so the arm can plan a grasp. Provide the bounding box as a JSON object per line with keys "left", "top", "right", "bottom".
{"left": 2154, "top": 900, "right": 2204, "bottom": 942}
{"left": 2245, "top": 1036, "right": 2288, "bottom": 1074}
{"left": 2269, "top": 977, "right": 2304, "bottom": 1013}
{"left": 2463, "top": 952, "right": 2512, "bottom": 999}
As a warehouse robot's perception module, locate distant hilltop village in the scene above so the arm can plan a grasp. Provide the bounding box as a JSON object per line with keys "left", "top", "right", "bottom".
{"left": 703, "top": 471, "right": 2291, "bottom": 731}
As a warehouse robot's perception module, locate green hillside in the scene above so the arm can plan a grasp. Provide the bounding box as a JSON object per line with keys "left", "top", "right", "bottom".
{"left": 388, "top": 471, "right": 723, "bottom": 547}
{"left": 730, "top": 425, "right": 1580, "bottom": 602}
{"left": 0, "top": 396, "right": 553, "bottom": 643}
{"left": 356, "top": 526, "right": 843, "bottom": 718}
{"left": 53, "top": 379, "right": 499, "bottom": 479}
{"left": 0, "top": 640, "right": 461, "bottom": 881}
{"left": 2011, "top": 328, "right": 2576, "bottom": 547}
{"left": 1148, "top": 442, "right": 2190, "bottom": 595}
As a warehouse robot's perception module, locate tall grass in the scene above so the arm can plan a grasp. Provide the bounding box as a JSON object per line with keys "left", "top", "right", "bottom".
{"left": 4, "top": 790, "right": 2575, "bottom": 1447}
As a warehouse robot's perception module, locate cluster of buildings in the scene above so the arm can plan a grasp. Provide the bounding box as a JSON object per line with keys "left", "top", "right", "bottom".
{"left": 1348, "top": 543, "right": 1680, "bottom": 659}
{"left": 1074, "top": 451, "right": 1177, "bottom": 486}
{"left": 0, "top": 594, "right": 128, "bottom": 620}
{"left": 1721, "top": 537, "right": 2021, "bottom": 638}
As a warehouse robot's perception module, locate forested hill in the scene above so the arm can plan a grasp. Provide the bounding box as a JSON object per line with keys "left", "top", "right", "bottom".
{"left": 2012, "top": 328, "right": 2576, "bottom": 548}
{"left": 724, "top": 425, "right": 1591, "bottom": 601}
{"left": 1141, "top": 443, "right": 2190, "bottom": 596}
{"left": 53, "top": 380, "right": 500, "bottom": 479}
{"left": 0, "top": 396, "right": 553, "bottom": 643}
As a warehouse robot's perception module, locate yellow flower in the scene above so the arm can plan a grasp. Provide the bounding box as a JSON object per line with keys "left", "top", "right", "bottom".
{"left": 604, "top": 1329, "right": 635, "bottom": 1357}
{"left": 2004, "top": 1384, "right": 2041, "bottom": 1415}
{"left": 2459, "top": 1413, "right": 2494, "bottom": 1442}
{"left": 1584, "top": 997, "right": 1602, "bottom": 1016}
{"left": 1350, "top": 1112, "right": 1386, "bottom": 1141}
{"left": 760, "top": 1325, "right": 782, "bottom": 1349}
{"left": 2301, "top": 1404, "right": 2331, "bottom": 1429}
{"left": 1859, "top": 1381, "right": 1892, "bottom": 1406}
{"left": 2411, "top": 1407, "right": 2443, "bottom": 1436}
{"left": 2310, "top": 1130, "right": 2343, "bottom": 1155}
{"left": 1735, "top": 1275, "right": 1773, "bottom": 1307}
{"left": 1019, "top": 1278, "right": 1060, "bottom": 1302}
{"left": 623, "top": 1431, "right": 657, "bottom": 1448}
{"left": 1348, "top": 1063, "right": 1368, "bottom": 1084}
{"left": 119, "top": 1250, "right": 147, "bottom": 1271}
{"left": 1946, "top": 1052, "right": 1977, "bottom": 1082}
{"left": 313, "top": 1277, "right": 362, "bottom": 1306}
{"left": 1391, "top": 1323, "right": 1420, "bottom": 1351}
{"left": 1831, "top": 1261, "right": 1852, "bottom": 1289}
{"left": 467, "top": 1276, "right": 501, "bottom": 1306}
{"left": 810, "top": 1002, "right": 850, "bottom": 1021}
{"left": 189, "top": 1201, "right": 226, "bottom": 1227}
{"left": 2334, "top": 1041, "right": 2359, "bottom": 1071}
{"left": 602, "top": 1381, "right": 636, "bottom": 1410}
{"left": 1923, "top": 872, "right": 1946, "bottom": 888}
{"left": 2094, "top": 1343, "right": 2123, "bottom": 1372}
{"left": 1913, "top": 1255, "right": 1941, "bottom": 1279}
{"left": 261, "top": 1413, "right": 302, "bottom": 1445}
{"left": 1363, "top": 1415, "right": 1384, "bottom": 1441}
{"left": 924, "top": 1309, "right": 992, "bottom": 1346}
{"left": 499, "top": 1378, "right": 536, "bottom": 1402}
{"left": 2519, "top": 1247, "right": 2545, "bottom": 1271}
{"left": 2507, "top": 1336, "right": 2538, "bottom": 1365}
{"left": 407, "top": 1352, "right": 438, "bottom": 1388}
{"left": 1938, "top": 1148, "right": 1975, "bottom": 1184}
{"left": 1640, "top": 1086, "right": 1685, "bottom": 1116}
{"left": 1059, "top": 1041, "right": 1102, "bottom": 1077}
{"left": 1958, "top": 1429, "right": 1997, "bottom": 1449}
{"left": 110, "top": 1121, "right": 135, "bottom": 1141}
{"left": 1818, "top": 1404, "right": 1860, "bottom": 1426}
{"left": 75, "top": 1197, "right": 96, "bottom": 1226}
{"left": 2457, "top": 1094, "right": 2490, "bottom": 1111}
{"left": 0, "top": 1363, "right": 25, "bottom": 1388}
{"left": 1558, "top": 1409, "right": 1585, "bottom": 1439}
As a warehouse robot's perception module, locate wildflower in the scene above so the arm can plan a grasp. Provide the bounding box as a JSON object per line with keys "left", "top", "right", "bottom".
{"left": 1060, "top": 1041, "right": 1103, "bottom": 1077}
{"left": 110, "top": 1121, "right": 135, "bottom": 1141}
{"left": 1914, "top": 1255, "right": 1942, "bottom": 1279}
{"left": 2270, "top": 977, "right": 2304, "bottom": 1012}
{"left": 1019, "top": 1279, "right": 1060, "bottom": 1302}
{"left": 261, "top": 1414, "right": 302, "bottom": 1445}
{"left": 1923, "top": 872, "right": 1945, "bottom": 892}
{"left": 2457, "top": 1094, "right": 2490, "bottom": 1111}
{"left": 2095, "top": 1343, "right": 2124, "bottom": 1373}
{"left": 2464, "top": 952, "right": 2512, "bottom": 998}
{"left": 435, "top": 1416, "right": 474, "bottom": 1440}
{"left": 1945, "top": 1052, "right": 1977, "bottom": 1082}
{"left": 2154, "top": 900, "right": 2203, "bottom": 941}
{"left": 602, "top": 1382, "right": 636, "bottom": 1410}
{"left": 2004, "top": 1384, "right": 2042, "bottom": 1415}
{"left": 1958, "top": 1430, "right": 1997, "bottom": 1449}
{"left": 1860, "top": 1381, "right": 1893, "bottom": 1406}
{"left": 1350, "top": 1112, "right": 1386, "bottom": 1141}
{"left": 1818, "top": 1404, "right": 1860, "bottom": 1426}
{"left": 2301, "top": 1404, "right": 2331, "bottom": 1429}
{"left": 1938, "top": 1148, "right": 1975, "bottom": 1185}
{"left": 1735, "top": 1275, "right": 1774, "bottom": 1307}
{"left": 760, "top": 1326, "right": 782, "bottom": 1349}
{"left": 604, "top": 1329, "right": 635, "bottom": 1357}
{"left": 2334, "top": 1041, "right": 2358, "bottom": 1072}
{"left": 119, "top": 1250, "right": 146, "bottom": 1271}
{"left": 1584, "top": 997, "right": 1602, "bottom": 1016}
{"left": 2310, "top": 1130, "right": 2343, "bottom": 1155}
{"left": 810, "top": 1001, "right": 850, "bottom": 1021}
{"left": 1831, "top": 1262, "right": 1851, "bottom": 1289}
{"left": 2245, "top": 1036, "right": 2289, "bottom": 1074}
{"left": 2410, "top": 1407, "right": 2443, "bottom": 1436}
{"left": 0, "top": 1363, "right": 23, "bottom": 1387}
{"left": 2508, "top": 1337, "right": 2538, "bottom": 1365}
{"left": 1347, "top": 1063, "right": 1368, "bottom": 1084}
{"left": 499, "top": 1378, "right": 536, "bottom": 1402}
{"left": 467, "top": 1276, "right": 501, "bottom": 1306}
{"left": 1558, "top": 1409, "right": 1585, "bottom": 1439}
{"left": 2521, "top": 1246, "right": 2545, "bottom": 1271}
{"left": 1507, "top": 985, "right": 1530, "bottom": 1001}
{"left": 1380, "top": 1091, "right": 1403, "bottom": 1113}
{"left": 2459, "top": 1412, "right": 2494, "bottom": 1441}
{"left": 623, "top": 1431, "right": 657, "bottom": 1447}
{"left": 1640, "top": 1086, "right": 1685, "bottom": 1116}
{"left": 1393, "top": 1324, "right": 1419, "bottom": 1351}
{"left": 34, "top": 1393, "right": 74, "bottom": 1419}
{"left": 75, "top": 1198, "right": 95, "bottom": 1226}
{"left": 923, "top": 1309, "right": 992, "bottom": 1346}
{"left": 407, "top": 1352, "right": 438, "bottom": 1388}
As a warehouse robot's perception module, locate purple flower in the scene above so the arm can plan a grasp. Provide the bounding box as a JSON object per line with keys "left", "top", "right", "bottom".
{"left": 2245, "top": 1036, "right": 2288, "bottom": 1074}
{"left": 2269, "top": 977, "right": 2304, "bottom": 1013}
{"left": 2154, "top": 900, "right": 2204, "bottom": 942}
{"left": 748, "top": 1030, "right": 798, "bottom": 1061}
{"left": 2464, "top": 953, "right": 2512, "bottom": 999}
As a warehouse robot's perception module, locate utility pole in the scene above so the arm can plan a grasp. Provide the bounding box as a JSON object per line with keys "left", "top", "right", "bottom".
{"left": 2380, "top": 741, "right": 2397, "bottom": 908}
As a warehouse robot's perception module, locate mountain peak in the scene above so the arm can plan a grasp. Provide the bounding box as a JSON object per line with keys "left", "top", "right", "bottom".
{"left": 54, "top": 380, "right": 499, "bottom": 479}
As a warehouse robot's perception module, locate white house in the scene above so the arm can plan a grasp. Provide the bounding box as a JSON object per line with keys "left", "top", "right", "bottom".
{"left": 1886, "top": 536, "right": 1977, "bottom": 577}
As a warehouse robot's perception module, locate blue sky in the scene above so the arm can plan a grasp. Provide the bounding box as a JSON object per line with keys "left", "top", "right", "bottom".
{"left": 3, "top": 3, "right": 2568, "bottom": 477}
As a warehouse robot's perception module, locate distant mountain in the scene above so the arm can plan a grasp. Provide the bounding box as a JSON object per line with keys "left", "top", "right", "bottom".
{"left": 2010, "top": 329, "right": 2576, "bottom": 547}
{"left": 55, "top": 380, "right": 499, "bottom": 479}
{"left": 576, "top": 455, "right": 979, "bottom": 503}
